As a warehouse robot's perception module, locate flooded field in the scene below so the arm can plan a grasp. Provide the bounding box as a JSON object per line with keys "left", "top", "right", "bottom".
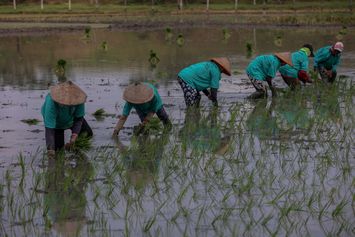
{"left": 0, "top": 25, "right": 354, "bottom": 236}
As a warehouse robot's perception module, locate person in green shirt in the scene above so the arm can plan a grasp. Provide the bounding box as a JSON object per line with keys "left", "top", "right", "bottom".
{"left": 177, "top": 57, "right": 231, "bottom": 107}
{"left": 314, "top": 42, "right": 344, "bottom": 83}
{"left": 112, "top": 82, "right": 171, "bottom": 136}
{"left": 41, "top": 81, "right": 93, "bottom": 156}
{"left": 279, "top": 44, "right": 314, "bottom": 90}
{"left": 246, "top": 52, "right": 293, "bottom": 99}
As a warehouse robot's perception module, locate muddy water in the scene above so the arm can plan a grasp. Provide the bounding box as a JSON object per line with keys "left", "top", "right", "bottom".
{"left": 0, "top": 26, "right": 354, "bottom": 161}
{"left": 0, "top": 26, "right": 354, "bottom": 237}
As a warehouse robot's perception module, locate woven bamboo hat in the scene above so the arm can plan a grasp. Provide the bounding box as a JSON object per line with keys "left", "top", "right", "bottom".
{"left": 211, "top": 57, "right": 231, "bottom": 76}
{"left": 50, "top": 81, "right": 87, "bottom": 106}
{"left": 123, "top": 83, "right": 154, "bottom": 104}
{"left": 274, "top": 52, "right": 293, "bottom": 66}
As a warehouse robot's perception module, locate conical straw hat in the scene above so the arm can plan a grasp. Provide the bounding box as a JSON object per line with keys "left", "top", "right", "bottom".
{"left": 50, "top": 81, "right": 87, "bottom": 106}
{"left": 211, "top": 57, "right": 231, "bottom": 76}
{"left": 123, "top": 83, "right": 154, "bottom": 104}
{"left": 274, "top": 52, "right": 293, "bottom": 66}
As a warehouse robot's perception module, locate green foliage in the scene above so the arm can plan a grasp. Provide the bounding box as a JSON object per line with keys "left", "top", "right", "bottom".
{"left": 176, "top": 34, "right": 184, "bottom": 47}
{"left": 21, "top": 118, "right": 40, "bottom": 125}
{"left": 246, "top": 42, "right": 253, "bottom": 58}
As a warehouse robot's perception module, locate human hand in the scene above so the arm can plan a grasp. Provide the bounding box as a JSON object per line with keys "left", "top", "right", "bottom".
{"left": 65, "top": 133, "right": 78, "bottom": 150}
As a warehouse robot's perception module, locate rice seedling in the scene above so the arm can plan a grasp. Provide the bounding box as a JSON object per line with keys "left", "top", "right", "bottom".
{"left": 101, "top": 41, "right": 108, "bottom": 51}
{"left": 222, "top": 28, "right": 231, "bottom": 41}
{"left": 148, "top": 49, "right": 160, "bottom": 66}
{"left": 20, "top": 119, "right": 40, "bottom": 125}
{"left": 246, "top": 42, "right": 253, "bottom": 58}
{"left": 84, "top": 26, "right": 91, "bottom": 39}
{"left": 2, "top": 73, "right": 355, "bottom": 236}
{"left": 274, "top": 35, "right": 283, "bottom": 47}
{"left": 165, "top": 27, "right": 173, "bottom": 41}
{"left": 176, "top": 34, "right": 185, "bottom": 47}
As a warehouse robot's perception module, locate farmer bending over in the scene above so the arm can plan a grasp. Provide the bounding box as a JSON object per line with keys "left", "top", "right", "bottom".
{"left": 177, "top": 57, "right": 231, "bottom": 107}
{"left": 112, "top": 82, "right": 171, "bottom": 136}
{"left": 314, "top": 42, "right": 343, "bottom": 83}
{"left": 279, "top": 44, "right": 314, "bottom": 90}
{"left": 246, "top": 52, "right": 293, "bottom": 99}
{"left": 42, "top": 81, "right": 93, "bottom": 156}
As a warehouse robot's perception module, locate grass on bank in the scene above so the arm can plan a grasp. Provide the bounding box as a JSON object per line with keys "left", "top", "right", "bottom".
{"left": 0, "top": 1, "right": 353, "bottom": 14}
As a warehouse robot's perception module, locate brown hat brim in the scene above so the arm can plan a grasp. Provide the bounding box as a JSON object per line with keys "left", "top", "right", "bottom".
{"left": 274, "top": 52, "right": 293, "bottom": 67}
{"left": 50, "top": 81, "right": 87, "bottom": 106}
{"left": 211, "top": 57, "right": 231, "bottom": 76}
{"left": 123, "top": 83, "right": 154, "bottom": 104}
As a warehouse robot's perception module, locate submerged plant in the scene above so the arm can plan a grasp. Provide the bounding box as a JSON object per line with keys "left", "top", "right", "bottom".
{"left": 92, "top": 108, "right": 106, "bottom": 117}
{"left": 92, "top": 108, "right": 115, "bottom": 120}
{"left": 84, "top": 27, "right": 91, "bottom": 39}
{"left": 176, "top": 34, "right": 185, "bottom": 47}
{"left": 54, "top": 59, "right": 67, "bottom": 81}
{"left": 165, "top": 27, "right": 173, "bottom": 41}
{"left": 222, "top": 28, "right": 231, "bottom": 41}
{"left": 246, "top": 42, "right": 253, "bottom": 58}
{"left": 21, "top": 119, "right": 40, "bottom": 125}
{"left": 149, "top": 50, "right": 160, "bottom": 66}
{"left": 274, "top": 35, "right": 283, "bottom": 47}
{"left": 101, "top": 41, "right": 108, "bottom": 51}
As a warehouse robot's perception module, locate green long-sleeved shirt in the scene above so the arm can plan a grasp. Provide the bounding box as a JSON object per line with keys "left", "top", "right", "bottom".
{"left": 246, "top": 55, "right": 281, "bottom": 81}
{"left": 314, "top": 46, "right": 341, "bottom": 72}
{"left": 178, "top": 61, "right": 221, "bottom": 91}
{"left": 279, "top": 50, "right": 309, "bottom": 78}
{"left": 41, "top": 94, "right": 85, "bottom": 129}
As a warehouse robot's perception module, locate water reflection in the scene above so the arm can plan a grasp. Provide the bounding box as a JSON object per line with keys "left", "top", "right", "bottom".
{"left": 114, "top": 133, "right": 168, "bottom": 190}
{"left": 0, "top": 27, "right": 353, "bottom": 89}
{"left": 179, "top": 108, "right": 231, "bottom": 157}
{"left": 246, "top": 85, "right": 342, "bottom": 141}
{"left": 44, "top": 154, "right": 94, "bottom": 237}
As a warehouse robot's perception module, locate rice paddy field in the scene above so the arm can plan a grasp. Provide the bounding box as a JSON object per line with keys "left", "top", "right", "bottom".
{"left": 0, "top": 22, "right": 354, "bottom": 236}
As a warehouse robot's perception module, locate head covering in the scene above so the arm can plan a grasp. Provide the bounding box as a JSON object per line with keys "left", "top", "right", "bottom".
{"left": 302, "top": 44, "right": 314, "bottom": 57}
{"left": 210, "top": 57, "right": 231, "bottom": 76}
{"left": 123, "top": 83, "right": 154, "bottom": 104}
{"left": 50, "top": 81, "right": 87, "bottom": 106}
{"left": 333, "top": 42, "right": 344, "bottom": 52}
{"left": 274, "top": 52, "right": 293, "bottom": 66}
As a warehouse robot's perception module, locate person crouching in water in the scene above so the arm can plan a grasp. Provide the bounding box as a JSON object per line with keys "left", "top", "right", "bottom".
{"left": 314, "top": 42, "right": 344, "bottom": 83}
{"left": 177, "top": 57, "right": 231, "bottom": 107}
{"left": 112, "top": 82, "right": 172, "bottom": 136}
{"left": 246, "top": 52, "right": 293, "bottom": 99}
{"left": 279, "top": 44, "right": 314, "bottom": 90}
{"left": 42, "top": 81, "right": 93, "bottom": 157}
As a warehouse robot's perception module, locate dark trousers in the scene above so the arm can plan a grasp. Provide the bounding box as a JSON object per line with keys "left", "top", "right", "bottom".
{"left": 136, "top": 107, "right": 170, "bottom": 125}
{"left": 45, "top": 118, "right": 93, "bottom": 151}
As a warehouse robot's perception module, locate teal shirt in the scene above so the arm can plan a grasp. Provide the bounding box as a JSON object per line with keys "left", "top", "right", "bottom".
{"left": 279, "top": 50, "right": 309, "bottom": 78}
{"left": 246, "top": 55, "right": 281, "bottom": 81}
{"left": 41, "top": 94, "right": 85, "bottom": 129}
{"left": 178, "top": 61, "right": 221, "bottom": 91}
{"left": 122, "top": 83, "right": 163, "bottom": 116}
{"left": 314, "top": 46, "right": 341, "bottom": 72}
